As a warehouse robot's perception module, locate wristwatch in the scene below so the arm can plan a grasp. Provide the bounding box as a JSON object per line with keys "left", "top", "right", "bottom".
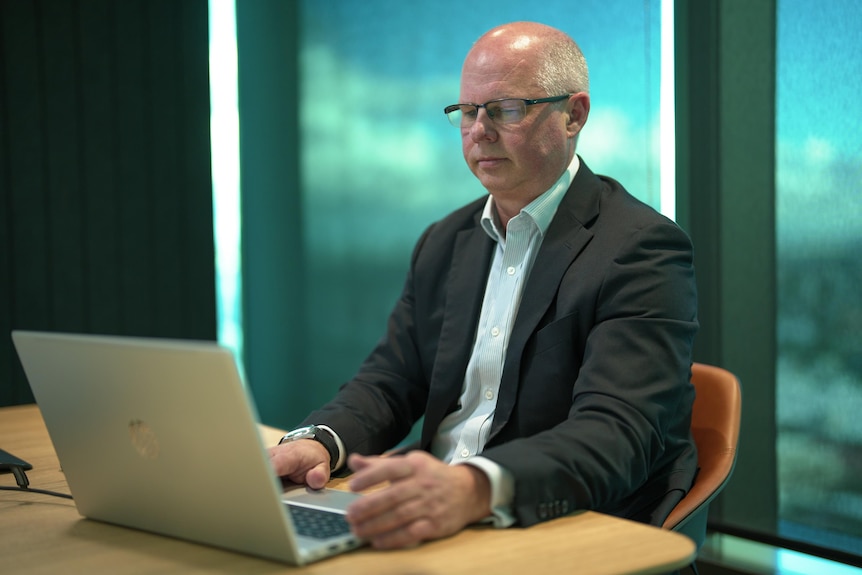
{"left": 279, "top": 425, "right": 339, "bottom": 471}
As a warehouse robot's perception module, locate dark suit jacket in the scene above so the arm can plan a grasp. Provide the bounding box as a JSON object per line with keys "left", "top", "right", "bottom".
{"left": 304, "top": 159, "right": 699, "bottom": 529}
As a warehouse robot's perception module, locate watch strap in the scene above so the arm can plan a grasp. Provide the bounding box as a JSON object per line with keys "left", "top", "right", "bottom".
{"left": 280, "top": 425, "right": 339, "bottom": 471}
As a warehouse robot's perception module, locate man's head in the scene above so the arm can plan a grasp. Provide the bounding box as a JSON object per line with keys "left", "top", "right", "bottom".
{"left": 453, "top": 22, "right": 590, "bottom": 217}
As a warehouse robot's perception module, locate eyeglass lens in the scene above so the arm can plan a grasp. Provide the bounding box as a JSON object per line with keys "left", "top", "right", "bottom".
{"left": 446, "top": 100, "right": 526, "bottom": 127}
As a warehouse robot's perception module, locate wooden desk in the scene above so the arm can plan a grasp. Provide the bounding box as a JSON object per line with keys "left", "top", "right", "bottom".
{"left": 0, "top": 404, "right": 695, "bottom": 574}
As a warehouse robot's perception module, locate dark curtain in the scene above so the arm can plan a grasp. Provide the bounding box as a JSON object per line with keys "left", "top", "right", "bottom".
{"left": 0, "top": 0, "right": 216, "bottom": 406}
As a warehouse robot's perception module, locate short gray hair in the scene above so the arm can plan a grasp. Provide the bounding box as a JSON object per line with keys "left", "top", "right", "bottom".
{"left": 535, "top": 37, "right": 589, "bottom": 96}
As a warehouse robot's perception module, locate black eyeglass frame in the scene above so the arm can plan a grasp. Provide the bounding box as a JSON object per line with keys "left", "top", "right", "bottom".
{"left": 443, "top": 94, "right": 572, "bottom": 127}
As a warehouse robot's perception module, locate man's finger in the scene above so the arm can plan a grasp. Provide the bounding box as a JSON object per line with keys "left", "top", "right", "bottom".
{"left": 347, "top": 488, "right": 426, "bottom": 539}
{"left": 305, "top": 462, "right": 330, "bottom": 489}
{"left": 368, "top": 517, "right": 432, "bottom": 549}
{"left": 347, "top": 454, "right": 413, "bottom": 492}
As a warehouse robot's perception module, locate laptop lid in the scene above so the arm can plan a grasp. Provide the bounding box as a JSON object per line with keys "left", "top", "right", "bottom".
{"left": 11, "top": 330, "right": 363, "bottom": 565}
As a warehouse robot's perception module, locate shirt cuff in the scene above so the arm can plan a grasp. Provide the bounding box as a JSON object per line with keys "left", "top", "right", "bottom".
{"left": 457, "top": 456, "right": 516, "bottom": 528}
{"left": 315, "top": 424, "right": 346, "bottom": 471}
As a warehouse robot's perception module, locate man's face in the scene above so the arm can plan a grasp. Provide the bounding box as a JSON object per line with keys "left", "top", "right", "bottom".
{"left": 458, "top": 45, "right": 578, "bottom": 207}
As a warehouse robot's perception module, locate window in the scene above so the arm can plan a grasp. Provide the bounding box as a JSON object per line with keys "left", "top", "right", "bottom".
{"left": 775, "top": 0, "right": 862, "bottom": 557}
{"left": 209, "top": 0, "right": 243, "bottom": 374}
{"left": 298, "top": 0, "right": 668, "bottom": 417}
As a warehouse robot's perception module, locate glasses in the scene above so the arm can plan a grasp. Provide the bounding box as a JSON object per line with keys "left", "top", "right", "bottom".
{"left": 443, "top": 94, "right": 571, "bottom": 128}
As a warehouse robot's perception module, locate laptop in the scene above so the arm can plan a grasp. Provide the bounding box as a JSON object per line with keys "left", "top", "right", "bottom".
{"left": 11, "top": 330, "right": 366, "bottom": 565}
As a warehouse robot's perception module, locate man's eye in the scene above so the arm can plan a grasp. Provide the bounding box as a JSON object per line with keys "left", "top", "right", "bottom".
{"left": 489, "top": 103, "right": 518, "bottom": 115}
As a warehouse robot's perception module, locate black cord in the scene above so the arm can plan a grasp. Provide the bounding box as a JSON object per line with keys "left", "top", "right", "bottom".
{"left": 0, "top": 485, "right": 73, "bottom": 500}
{"left": 0, "top": 464, "right": 74, "bottom": 500}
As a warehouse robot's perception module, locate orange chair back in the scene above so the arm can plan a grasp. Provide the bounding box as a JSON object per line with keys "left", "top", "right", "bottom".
{"left": 663, "top": 362, "right": 742, "bottom": 532}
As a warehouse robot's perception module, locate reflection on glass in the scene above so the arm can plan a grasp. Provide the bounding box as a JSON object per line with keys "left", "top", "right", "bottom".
{"left": 776, "top": 0, "right": 862, "bottom": 556}
{"left": 299, "top": 0, "right": 666, "bottom": 398}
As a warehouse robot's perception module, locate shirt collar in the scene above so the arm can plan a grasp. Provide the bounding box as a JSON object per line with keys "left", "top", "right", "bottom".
{"left": 481, "top": 155, "right": 581, "bottom": 242}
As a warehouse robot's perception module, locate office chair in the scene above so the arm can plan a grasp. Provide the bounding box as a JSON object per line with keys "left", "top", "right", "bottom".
{"left": 663, "top": 362, "right": 742, "bottom": 550}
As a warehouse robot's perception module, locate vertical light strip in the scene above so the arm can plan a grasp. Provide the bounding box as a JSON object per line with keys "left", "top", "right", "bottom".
{"left": 208, "top": 0, "right": 244, "bottom": 373}
{"left": 660, "top": 0, "right": 676, "bottom": 220}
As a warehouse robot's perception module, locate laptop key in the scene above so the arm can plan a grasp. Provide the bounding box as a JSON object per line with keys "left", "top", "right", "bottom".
{"left": 288, "top": 505, "right": 352, "bottom": 540}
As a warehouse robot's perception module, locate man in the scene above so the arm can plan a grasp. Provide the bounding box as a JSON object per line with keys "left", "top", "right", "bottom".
{"left": 269, "top": 21, "right": 698, "bottom": 550}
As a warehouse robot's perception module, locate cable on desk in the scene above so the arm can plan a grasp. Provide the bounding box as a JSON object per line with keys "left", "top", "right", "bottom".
{"left": 0, "top": 485, "right": 74, "bottom": 500}
{"left": 0, "top": 464, "right": 74, "bottom": 500}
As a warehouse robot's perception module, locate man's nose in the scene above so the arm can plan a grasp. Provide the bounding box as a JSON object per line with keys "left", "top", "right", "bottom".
{"left": 469, "top": 109, "right": 496, "bottom": 141}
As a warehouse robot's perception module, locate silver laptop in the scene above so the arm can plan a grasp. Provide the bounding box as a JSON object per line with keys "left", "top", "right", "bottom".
{"left": 11, "top": 330, "right": 365, "bottom": 565}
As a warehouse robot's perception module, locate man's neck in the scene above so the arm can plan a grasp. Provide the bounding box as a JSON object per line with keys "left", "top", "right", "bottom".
{"left": 491, "top": 197, "right": 532, "bottom": 233}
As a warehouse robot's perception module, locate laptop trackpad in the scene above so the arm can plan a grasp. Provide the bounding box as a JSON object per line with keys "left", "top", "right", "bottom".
{"left": 282, "top": 486, "right": 362, "bottom": 513}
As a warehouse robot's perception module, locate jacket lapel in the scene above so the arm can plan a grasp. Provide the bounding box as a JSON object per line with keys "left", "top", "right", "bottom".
{"left": 488, "top": 164, "right": 603, "bottom": 439}
{"left": 421, "top": 221, "right": 494, "bottom": 448}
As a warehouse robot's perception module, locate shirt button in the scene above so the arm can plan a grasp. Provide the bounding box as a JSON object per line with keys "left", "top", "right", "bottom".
{"left": 485, "top": 389, "right": 494, "bottom": 400}
{"left": 507, "top": 266, "right": 516, "bottom": 275}
{"left": 460, "top": 448, "right": 470, "bottom": 458}
{"left": 491, "top": 326, "right": 500, "bottom": 337}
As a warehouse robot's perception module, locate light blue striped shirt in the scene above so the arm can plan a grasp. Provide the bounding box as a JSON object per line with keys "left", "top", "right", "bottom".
{"left": 431, "top": 155, "right": 580, "bottom": 526}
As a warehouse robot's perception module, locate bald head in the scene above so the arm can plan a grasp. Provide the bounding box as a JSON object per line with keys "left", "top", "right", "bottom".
{"left": 464, "top": 22, "right": 589, "bottom": 97}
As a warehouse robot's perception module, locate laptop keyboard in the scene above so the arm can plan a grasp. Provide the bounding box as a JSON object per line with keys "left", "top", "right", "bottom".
{"left": 288, "top": 505, "right": 353, "bottom": 540}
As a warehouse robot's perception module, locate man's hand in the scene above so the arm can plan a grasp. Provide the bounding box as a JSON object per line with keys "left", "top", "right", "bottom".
{"left": 344, "top": 451, "right": 492, "bottom": 549}
{"left": 267, "top": 440, "right": 331, "bottom": 489}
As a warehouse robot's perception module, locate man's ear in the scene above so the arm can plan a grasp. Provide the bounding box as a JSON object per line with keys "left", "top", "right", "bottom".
{"left": 566, "top": 92, "right": 590, "bottom": 137}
